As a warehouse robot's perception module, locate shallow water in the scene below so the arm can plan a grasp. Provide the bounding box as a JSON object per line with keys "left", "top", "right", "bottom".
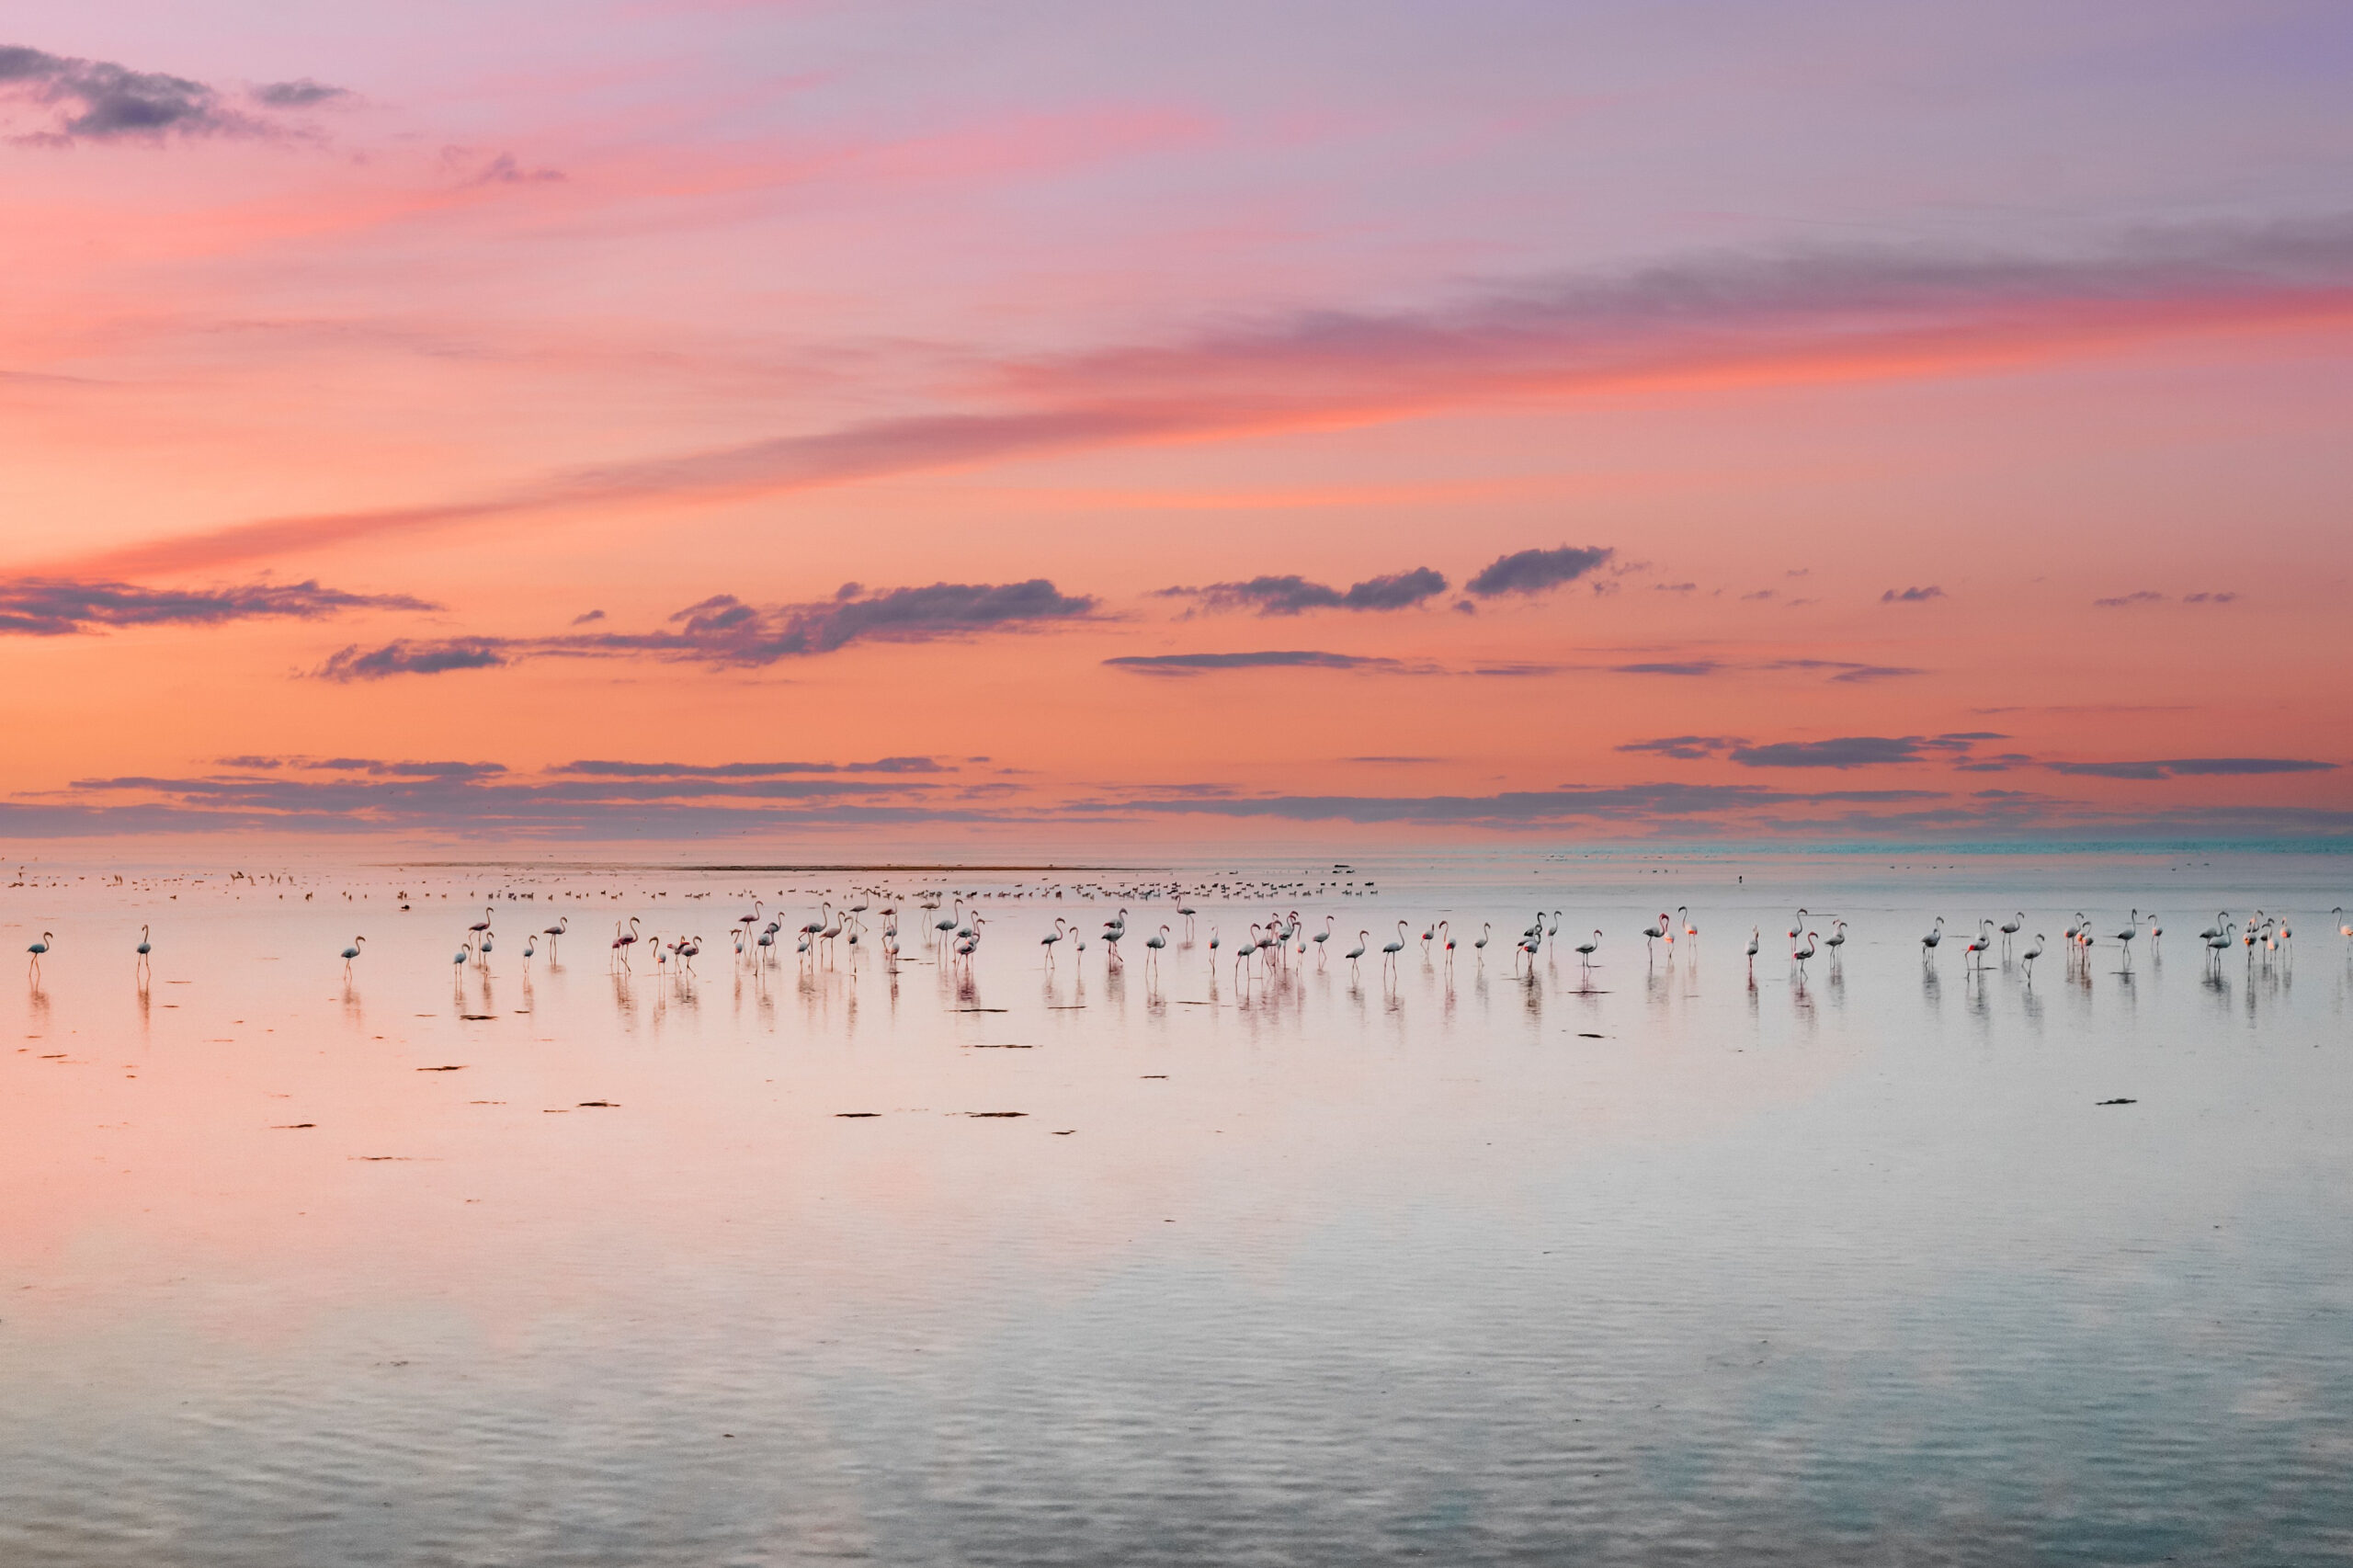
{"left": 3, "top": 850, "right": 2348, "bottom": 1565}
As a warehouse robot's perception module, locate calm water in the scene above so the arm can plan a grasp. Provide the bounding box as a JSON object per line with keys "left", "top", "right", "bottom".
{"left": 3, "top": 850, "right": 2348, "bottom": 1565}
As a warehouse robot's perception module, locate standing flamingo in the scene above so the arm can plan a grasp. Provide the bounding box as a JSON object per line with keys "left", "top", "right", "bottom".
{"left": 135, "top": 925, "right": 153, "bottom": 974}
{"left": 1745, "top": 926, "right": 1760, "bottom": 972}
{"left": 1381, "top": 921, "right": 1407, "bottom": 975}
{"left": 2021, "top": 933, "right": 2046, "bottom": 982}
{"left": 1343, "top": 929, "right": 1367, "bottom": 973}
{"left": 27, "top": 930, "right": 52, "bottom": 978}
{"left": 542, "top": 915, "right": 567, "bottom": 960}
{"left": 341, "top": 935, "right": 366, "bottom": 973}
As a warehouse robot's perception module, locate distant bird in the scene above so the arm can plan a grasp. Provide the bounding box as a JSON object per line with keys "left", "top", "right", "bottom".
{"left": 341, "top": 935, "right": 366, "bottom": 973}
{"left": 523, "top": 937, "right": 536, "bottom": 971}
{"left": 2336, "top": 905, "right": 2351, "bottom": 940}
{"left": 27, "top": 930, "right": 52, "bottom": 977}
{"left": 135, "top": 925, "right": 152, "bottom": 971}
{"left": 1745, "top": 926, "right": 1760, "bottom": 971}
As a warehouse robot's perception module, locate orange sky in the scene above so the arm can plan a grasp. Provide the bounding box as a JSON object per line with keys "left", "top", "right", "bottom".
{"left": 3, "top": 4, "right": 2350, "bottom": 845}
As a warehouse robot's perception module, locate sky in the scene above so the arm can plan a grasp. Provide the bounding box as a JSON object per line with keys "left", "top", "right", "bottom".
{"left": 3, "top": 0, "right": 2350, "bottom": 846}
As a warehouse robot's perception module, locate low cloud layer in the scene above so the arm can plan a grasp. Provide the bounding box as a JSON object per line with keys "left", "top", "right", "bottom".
{"left": 314, "top": 579, "right": 1096, "bottom": 680}
{"left": 1156, "top": 567, "right": 1449, "bottom": 615}
{"left": 0, "top": 44, "right": 345, "bottom": 142}
{"left": 2045, "top": 756, "right": 2336, "bottom": 780}
{"left": 1104, "top": 650, "right": 1391, "bottom": 675}
{"left": 0, "top": 576, "right": 429, "bottom": 636}
{"left": 1466, "top": 545, "right": 1613, "bottom": 597}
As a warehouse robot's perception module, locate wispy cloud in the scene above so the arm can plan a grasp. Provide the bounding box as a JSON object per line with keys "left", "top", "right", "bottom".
{"left": 0, "top": 44, "right": 344, "bottom": 143}
{"left": 1156, "top": 566, "right": 1449, "bottom": 615}
{"left": 77, "top": 216, "right": 2353, "bottom": 577}
{"left": 313, "top": 580, "right": 1096, "bottom": 680}
{"left": 0, "top": 576, "right": 430, "bottom": 636}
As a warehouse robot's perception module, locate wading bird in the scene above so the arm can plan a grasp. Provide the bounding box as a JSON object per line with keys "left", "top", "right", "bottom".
{"left": 341, "top": 935, "right": 366, "bottom": 973}
{"left": 27, "top": 930, "right": 52, "bottom": 977}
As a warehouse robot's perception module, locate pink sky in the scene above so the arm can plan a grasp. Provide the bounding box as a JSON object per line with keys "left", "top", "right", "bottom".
{"left": 2, "top": 2, "right": 2349, "bottom": 844}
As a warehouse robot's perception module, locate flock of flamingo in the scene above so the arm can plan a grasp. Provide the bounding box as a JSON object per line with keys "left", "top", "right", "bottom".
{"left": 24, "top": 898, "right": 2341, "bottom": 989}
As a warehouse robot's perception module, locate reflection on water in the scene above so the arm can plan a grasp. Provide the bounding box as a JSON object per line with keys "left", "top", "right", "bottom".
{"left": 1, "top": 850, "right": 2350, "bottom": 1565}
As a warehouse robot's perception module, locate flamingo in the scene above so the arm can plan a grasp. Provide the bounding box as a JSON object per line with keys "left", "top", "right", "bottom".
{"left": 1788, "top": 908, "right": 1810, "bottom": 946}
{"left": 1209, "top": 926, "right": 1222, "bottom": 963}
{"left": 1438, "top": 919, "right": 1454, "bottom": 966}
{"left": 1964, "top": 920, "right": 1993, "bottom": 971}
{"left": 1920, "top": 916, "right": 1945, "bottom": 957}
{"left": 468, "top": 905, "right": 494, "bottom": 937}
{"left": 2022, "top": 933, "right": 2045, "bottom": 981}
{"left": 1745, "top": 926, "right": 1760, "bottom": 971}
{"left": 1677, "top": 905, "right": 1697, "bottom": 945}
{"left": 1546, "top": 912, "right": 1562, "bottom": 938}
{"left": 1999, "top": 911, "right": 2023, "bottom": 949}
{"left": 2206, "top": 923, "right": 2236, "bottom": 968}
{"left": 1825, "top": 919, "right": 1847, "bottom": 962}
{"left": 340, "top": 935, "right": 365, "bottom": 973}
{"left": 135, "top": 925, "right": 152, "bottom": 972}
{"left": 1574, "top": 928, "right": 1599, "bottom": 971}
{"left": 1041, "top": 918, "right": 1067, "bottom": 964}
{"left": 1381, "top": 920, "right": 1407, "bottom": 975}
{"left": 1177, "top": 903, "right": 1198, "bottom": 938}
{"left": 1314, "top": 915, "right": 1335, "bottom": 960}
{"left": 1473, "top": 921, "right": 1491, "bottom": 960}
{"left": 1793, "top": 929, "right": 1818, "bottom": 979}
{"left": 1343, "top": 929, "right": 1367, "bottom": 973}
{"left": 523, "top": 936, "right": 537, "bottom": 971}
{"left": 26, "top": 930, "right": 52, "bottom": 977}
{"left": 541, "top": 915, "right": 567, "bottom": 959}
{"left": 1642, "top": 913, "right": 1667, "bottom": 961}
{"left": 1145, "top": 924, "right": 1169, "bottom": 971}
{"left": 452, "top": 947, "right": 469, "bottom": 974}
{"left": 611, "top": 917, "right": 640, "bottom": 971}
{"left": 2113, "top": 909, "right": 2142, "bottom": 967}
{"left": 2336, "top": 906, "right": 2351, "bottom": 939}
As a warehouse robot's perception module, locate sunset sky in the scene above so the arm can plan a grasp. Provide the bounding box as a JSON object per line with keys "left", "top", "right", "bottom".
{"left": 3, "top": 1, "right": 2349, "bottom": 845}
